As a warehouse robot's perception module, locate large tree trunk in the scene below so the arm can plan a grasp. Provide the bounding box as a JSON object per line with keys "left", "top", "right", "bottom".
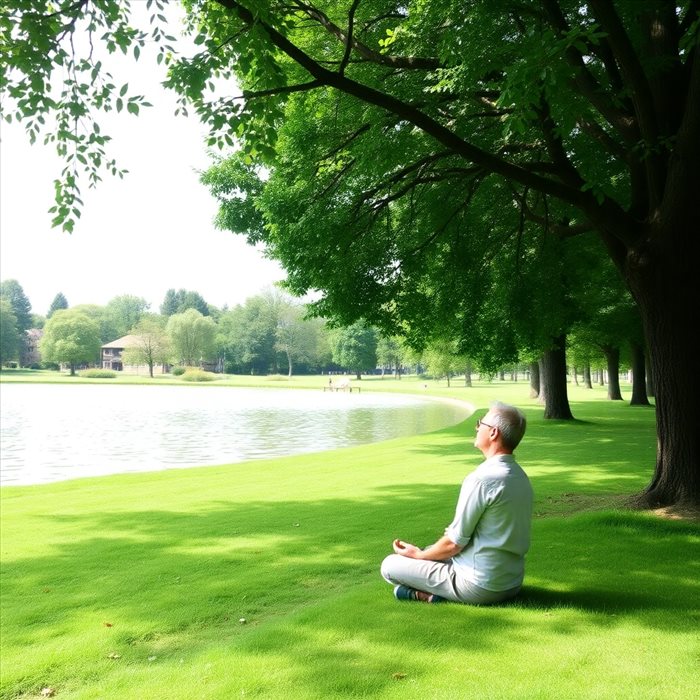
{"left": 540, "top": 336, "right": 574, "bottom": 420}
{"left": 629, "top": 342, "right": 650, "bottom": 406}
{"left": 601, "top": 345, "right": 623, "bottom": 400}
{"left": 623, "top": 194, "right": 700, "bottom": 507}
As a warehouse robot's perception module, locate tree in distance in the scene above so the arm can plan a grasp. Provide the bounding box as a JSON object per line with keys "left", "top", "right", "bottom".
{"left": 47, "top": 292, "right": 69, "bottom": 319}
{"left": 0, "top": 298, "right": 21, "bottom": 366}
{"left": 121, "top": 314, "right": 170, "bottom": 378}
{"left": 39, "top": 308, "right": 101, "bottom": 375}
{"left": 166, "top": 308, "right": 217, "bottom": 367}
{"left": 329, "top": 320, "right": 378, "bottom": 380}
{"left": 0, "top": 279, "right": 32, "bottom": 334}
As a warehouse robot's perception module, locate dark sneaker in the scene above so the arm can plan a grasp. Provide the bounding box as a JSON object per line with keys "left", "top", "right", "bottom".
{"left": 394, "top": 585, "right": 446, "bottom": 603}
{"left": 394, "top": 585, "right": 418, "bottom": 601}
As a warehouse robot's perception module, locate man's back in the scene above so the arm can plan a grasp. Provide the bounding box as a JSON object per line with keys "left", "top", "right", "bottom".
{"left": 448, "top": 454, "right": 533, "bottom": 591}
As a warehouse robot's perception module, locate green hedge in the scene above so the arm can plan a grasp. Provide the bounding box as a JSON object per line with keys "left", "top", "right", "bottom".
{"left": 180, "top": 369, "right": 217, "bottom": 382}
{"left": 78, "top": 369, "right": 117, "bottom": 378}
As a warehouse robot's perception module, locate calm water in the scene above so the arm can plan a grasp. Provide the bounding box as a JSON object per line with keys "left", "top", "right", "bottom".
{"left": 0, "top": 383, "right": 470, "bottom": 486}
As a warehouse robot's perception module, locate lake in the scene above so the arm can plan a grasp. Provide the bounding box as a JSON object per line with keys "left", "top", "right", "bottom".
{"left": 0, "top": 383, "right": 470, "bottom": 486}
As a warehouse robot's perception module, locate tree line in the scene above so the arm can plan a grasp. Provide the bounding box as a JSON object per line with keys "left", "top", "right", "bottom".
{"left": 1, "top": 279, "right": 630, "bottom": 384}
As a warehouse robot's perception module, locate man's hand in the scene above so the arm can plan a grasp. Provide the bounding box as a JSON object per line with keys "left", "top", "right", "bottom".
{"left": 393, "top": 539, "right": 423, "bottom": 558}
{"left": 393, "top": 535, "right": 463, "bottom": 562}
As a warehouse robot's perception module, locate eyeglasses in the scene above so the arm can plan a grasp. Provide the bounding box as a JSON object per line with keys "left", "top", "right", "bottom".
{"left": 476, "top": 419, "right": 497, "bottom": 430}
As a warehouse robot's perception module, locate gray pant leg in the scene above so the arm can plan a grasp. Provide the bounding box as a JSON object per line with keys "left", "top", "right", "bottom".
{"left": 381, "top": 554, "right": 522, "bottom": 604}
{"left": 380, "top": 553, "right": 463, "bottom": 601}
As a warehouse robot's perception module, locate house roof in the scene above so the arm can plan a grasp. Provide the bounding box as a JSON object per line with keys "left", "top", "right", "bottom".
{"left": 101, "top": 334, "right": 141, "bottom": 349}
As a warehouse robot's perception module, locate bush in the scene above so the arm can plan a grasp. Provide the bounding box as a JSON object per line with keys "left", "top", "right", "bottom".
{"left": 180, "top": 369, "right": 217, "bottom": 382}
{"left": 78, "top": 369, "right": 117, "bottom": 379}
{"left": 171, "top": 366, "right": 187, "bottom": 376}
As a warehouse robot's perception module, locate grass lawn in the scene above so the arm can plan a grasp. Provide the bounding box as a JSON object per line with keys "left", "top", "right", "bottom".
{"left": 1, "top": 373, "right": 698, "bottom": 699}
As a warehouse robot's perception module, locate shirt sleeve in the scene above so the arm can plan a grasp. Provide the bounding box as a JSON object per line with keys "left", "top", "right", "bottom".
{"left": 444, "top": 474, "right": 490, "bottom": 547}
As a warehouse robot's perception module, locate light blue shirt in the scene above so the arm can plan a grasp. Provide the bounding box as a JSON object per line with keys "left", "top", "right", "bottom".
{"left": 445, "top": 454, "right": 533, "bottom": 591}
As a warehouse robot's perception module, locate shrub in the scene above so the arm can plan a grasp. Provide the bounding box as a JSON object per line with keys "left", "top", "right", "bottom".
{"left": 266, "top": 374, "right": 290, "bottom": 382}
{"left": 180, "top": 369, "right": 217, "bottom": 382}
{"left": 171, "top": 366, "right": 187, "bottom": 376}
{"left": 78, "top": 369, "right": 117, "bottom": 378}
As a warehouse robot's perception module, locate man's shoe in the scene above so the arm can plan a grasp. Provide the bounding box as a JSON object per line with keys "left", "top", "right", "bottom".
{"left": 394, "top": 584, "right": 418, "bottom": 600}
{"left": 394, "top": 585, "right": 446, "bottom": 603}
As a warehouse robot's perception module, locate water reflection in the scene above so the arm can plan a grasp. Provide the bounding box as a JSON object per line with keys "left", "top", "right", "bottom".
{"left": 0, "top": 383, "right": 469, "bottom": 485}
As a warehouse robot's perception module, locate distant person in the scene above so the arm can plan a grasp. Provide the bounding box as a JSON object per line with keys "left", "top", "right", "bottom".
{"left": 381, "top": 401, "right": 533, "bottom": 604}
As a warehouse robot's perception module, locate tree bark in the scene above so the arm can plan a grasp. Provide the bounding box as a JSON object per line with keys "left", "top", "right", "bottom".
{"left": 645, "top": 353, "right": 655, "bottom": 398}
{"left": 629, "top": 341, "right": 651, "bottom": 406}
{"left": 582, "top": 362, "right": 592, "bottom": 389}
{"left": 540, "top": 336, "right": 574, "bottom": 419}
{"left": 529, "top": 361, "right": 540, "bottom": 398}
{"left": 627, "top": 237, "right": 700, "bottom": 507}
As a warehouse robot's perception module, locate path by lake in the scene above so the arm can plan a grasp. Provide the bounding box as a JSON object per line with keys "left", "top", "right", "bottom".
{"left": 0, "top": 383, "right": 470, "bottom": 486}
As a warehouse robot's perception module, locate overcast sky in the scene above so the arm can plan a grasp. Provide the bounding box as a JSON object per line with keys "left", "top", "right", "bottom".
{"left": 0, "top": 3, "right": 285, "bottom": 318}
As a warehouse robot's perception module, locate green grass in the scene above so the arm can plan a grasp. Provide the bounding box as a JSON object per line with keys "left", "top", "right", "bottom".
{"left": 1, "top": 376, "right": 698, "bottom": 699}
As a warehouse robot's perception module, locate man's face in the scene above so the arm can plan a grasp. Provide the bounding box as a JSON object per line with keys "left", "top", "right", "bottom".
{"left": 474, "top": 413, "right": 496, "bottom": 449}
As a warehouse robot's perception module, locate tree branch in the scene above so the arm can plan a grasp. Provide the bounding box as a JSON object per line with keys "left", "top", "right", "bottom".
{"left": 587, "top": 0, "right": 664, "bottom": 201}
{"left": 216, "top": 0, "right": 635, "bottom": 242}
{"left": 291, "top": 1, "right": 440, "bottom": 70}
{"left": 339, "top": 0, "right": 361, "bottom": 76}
{"left": 540, "top": 0, "right": 638, "bottom": 143}
{"left": 242, "top": 79, "right": 324, "bottom": 99}
{"left": 534, "top": 97, "right": 585, "bottom": 189}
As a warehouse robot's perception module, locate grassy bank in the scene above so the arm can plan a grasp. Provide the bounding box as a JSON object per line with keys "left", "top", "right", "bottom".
{"left": 1, "top": 377, "right": 698, "bottom": 699}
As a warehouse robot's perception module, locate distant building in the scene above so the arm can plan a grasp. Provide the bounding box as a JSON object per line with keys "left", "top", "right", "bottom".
{"left": 101, "top": 335, "right": 169, "bottom": 375}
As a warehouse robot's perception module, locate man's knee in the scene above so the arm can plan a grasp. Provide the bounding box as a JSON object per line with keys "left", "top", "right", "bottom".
{"left": 380, "top": 554, "right": 399, "bottom": 582}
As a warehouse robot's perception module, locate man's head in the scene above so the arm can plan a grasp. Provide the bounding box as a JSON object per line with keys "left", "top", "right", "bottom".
{"left": 474, "top": 401, "right": 527, "bottom": 453}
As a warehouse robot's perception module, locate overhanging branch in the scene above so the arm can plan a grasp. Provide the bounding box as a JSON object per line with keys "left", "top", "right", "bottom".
{"left": 216, "top": 0, "right": 635, "bottom": 241}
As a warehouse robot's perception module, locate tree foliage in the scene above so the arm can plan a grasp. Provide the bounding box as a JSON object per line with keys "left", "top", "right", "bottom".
{"left": 0, "top": 279, "right": 32, "bottom": 332}
{"left": 0, "top": 298, "right": 21, "bottom": 365}
{"left": 121, "top": 314, "right": 170, "bottom": 377}
{"left": 105, "top": 294, "right": 149, "bottom": 337}
{"left": 160, "top": 288, "right": 210, "bottom": 316}
{"left": 166, "top": 308, "right": 217, "bottom": 365}
{"left": 47, "top": 292, "right": 68, "bottom": 318}
{"left": 39, "top": 308, "right": 101, "bottom": 374}
{"left": 328, "top": 320, "right": 378, "bottom": 379}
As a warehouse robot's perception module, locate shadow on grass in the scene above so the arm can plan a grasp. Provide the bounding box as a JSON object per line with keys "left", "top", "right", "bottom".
{"left": 2, "top": 476, "right": 698, "bottom": 697}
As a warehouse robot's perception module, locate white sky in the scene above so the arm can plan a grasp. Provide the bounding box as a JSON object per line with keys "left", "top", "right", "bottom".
{"left": 0, "top": 2, "right": 285, "bottom": 318}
